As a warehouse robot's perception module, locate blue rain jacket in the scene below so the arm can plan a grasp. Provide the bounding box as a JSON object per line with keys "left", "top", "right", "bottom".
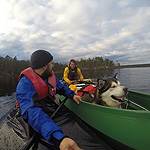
{"left": 16, "top": 75, "right": 75, "bottom": 144}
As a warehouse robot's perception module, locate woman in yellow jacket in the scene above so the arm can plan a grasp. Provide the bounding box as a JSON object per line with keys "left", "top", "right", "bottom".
{"left": 63, "top": 59, "right": 84, "bottom": 92}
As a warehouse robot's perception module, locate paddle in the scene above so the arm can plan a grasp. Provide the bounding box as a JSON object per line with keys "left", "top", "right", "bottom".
{"left": 22, "top": 97, "right": 68, "bottom": 150}
{"left": 71, "top": 79, "right": 95, "bottom": 85}
{"left": 50, "top": 97, "right": 68, "bottom": 118}
{"left": 125, "top": 92, "right": 148, "bottom": 111}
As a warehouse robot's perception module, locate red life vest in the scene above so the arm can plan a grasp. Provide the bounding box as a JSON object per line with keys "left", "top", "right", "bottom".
{"left": 19, "top": 67, "right": 56, "bottom": 100}
{"left": 77, "top": 85, "right": 97, "bottom": 96}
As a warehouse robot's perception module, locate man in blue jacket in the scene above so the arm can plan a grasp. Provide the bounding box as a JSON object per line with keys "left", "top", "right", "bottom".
{"left": 16, "top": 50, "right": 111, "bottom": 150}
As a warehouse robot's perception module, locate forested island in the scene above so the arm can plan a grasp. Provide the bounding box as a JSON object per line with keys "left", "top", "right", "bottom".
{"left": 0, "top": 55, "right": 150, "bottom": 77}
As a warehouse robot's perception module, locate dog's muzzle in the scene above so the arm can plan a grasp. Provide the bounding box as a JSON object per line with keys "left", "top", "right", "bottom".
{"left": 111, "top": 95, "right": 126, "bottom": 102}
{"left": 111, "top": 87, "right": 128, "bottom": 102}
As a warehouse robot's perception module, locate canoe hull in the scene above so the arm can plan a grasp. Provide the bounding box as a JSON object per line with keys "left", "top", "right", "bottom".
{"left": 60, "top": 90, "right": 150, "bottom": 150}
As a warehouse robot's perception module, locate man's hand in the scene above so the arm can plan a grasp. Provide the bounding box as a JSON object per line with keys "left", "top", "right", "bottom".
{"left": 73, "top": 95, "right": 82, "bottom": 104}
{"left": 59, "top": 137, "right": 83, "bottom": 150}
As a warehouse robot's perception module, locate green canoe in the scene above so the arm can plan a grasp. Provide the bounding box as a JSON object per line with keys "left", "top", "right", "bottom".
{"left": 60, "top": 90, "right": 150, "bottom": 150}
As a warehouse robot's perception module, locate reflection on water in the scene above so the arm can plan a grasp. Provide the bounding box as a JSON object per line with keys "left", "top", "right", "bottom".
{"left": 0, "top": 76, "right": 18, "bottom": 96}
{"left": 55, "top": 68, "right": 150, "bottom": 93}
{"left": 0, "top": 67, "right": 150, "bottom": 119}
{"left": 0, "top": 76, "right": 18, "bottom": 119}
{"left": 83, "top": 69, "right": 116, "bottom": 81}
{"left": 116, "top": 68, "right": 150, "bottom": 94}
{"left": 0, "top": 93, "right": 16, "bottom": 119}
{"left": 0, "top": 68, "right": 150, "bottom": 97}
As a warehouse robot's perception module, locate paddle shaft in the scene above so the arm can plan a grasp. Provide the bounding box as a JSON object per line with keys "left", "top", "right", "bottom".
{"left": 125, "top": 99, "right": 149, "bottom": 111}
{"left": 50, "top": 97, "right": 68, "bottom": 119}
{"left": 125, "top": 92, "right": 148, "bottom": 111}
{"left": 71, "top": 80, "right": 94, "bottom": 85}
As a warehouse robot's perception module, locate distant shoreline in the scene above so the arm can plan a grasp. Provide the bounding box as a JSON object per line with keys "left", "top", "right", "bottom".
{"left": 119, "top": 63, "right": 150, "bottom": 68}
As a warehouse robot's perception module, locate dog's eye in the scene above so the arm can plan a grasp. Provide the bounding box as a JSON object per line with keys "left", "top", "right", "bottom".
{"left": 111, "top": 86, "right": 116, "bottom": 88}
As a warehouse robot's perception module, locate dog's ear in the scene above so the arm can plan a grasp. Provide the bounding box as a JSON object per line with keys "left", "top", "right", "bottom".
{"left": 97, "top": 79, "right": 105, "bottom": 89}
{"left": 113, "top": 73, "right": 118, "bottom": 79}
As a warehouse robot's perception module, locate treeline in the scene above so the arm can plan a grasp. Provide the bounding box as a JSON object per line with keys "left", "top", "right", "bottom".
{"left": 0, "top": 55, "right": 116, "bottom": 76}
{"left": 0, "top": 55, "right": 31, "bottom": 76}
{"left": 76, "top": 57, "right": 115, "bottom": 70}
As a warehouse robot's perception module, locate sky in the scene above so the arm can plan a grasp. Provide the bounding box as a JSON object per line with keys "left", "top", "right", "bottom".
{"left": 0, "top": 0, "right": 150, "bottom": 65}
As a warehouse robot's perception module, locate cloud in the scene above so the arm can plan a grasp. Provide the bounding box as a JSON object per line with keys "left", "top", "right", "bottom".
{"left": 0, "top": 0, "right": 150, "bottom": 65}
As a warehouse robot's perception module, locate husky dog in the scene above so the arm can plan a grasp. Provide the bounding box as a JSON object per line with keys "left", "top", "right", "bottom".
{"left": 81, "top": 74, "right": 128, "bottom": 108}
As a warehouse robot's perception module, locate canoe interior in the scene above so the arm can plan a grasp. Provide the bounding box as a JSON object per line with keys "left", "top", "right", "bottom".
{"left": 128, "top": 90, "right": 150, "bottom": 110}
{"left": 60, "top": 90, "right": 150, "bottom": 150}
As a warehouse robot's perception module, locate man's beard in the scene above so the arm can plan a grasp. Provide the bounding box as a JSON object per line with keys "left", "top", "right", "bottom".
{"left": 42, "top": 68, "right": 53, "bottom": 80}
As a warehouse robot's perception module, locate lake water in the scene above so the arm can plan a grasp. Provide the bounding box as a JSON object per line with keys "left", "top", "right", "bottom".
{"left": 0, "top": 67, "right": 150, "bottom": 119}
{"left": 110, "top": 67, "right": 150, "bottom": 94}
{"left": 82, "top": 67, "right": 150, "bottom": 94}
